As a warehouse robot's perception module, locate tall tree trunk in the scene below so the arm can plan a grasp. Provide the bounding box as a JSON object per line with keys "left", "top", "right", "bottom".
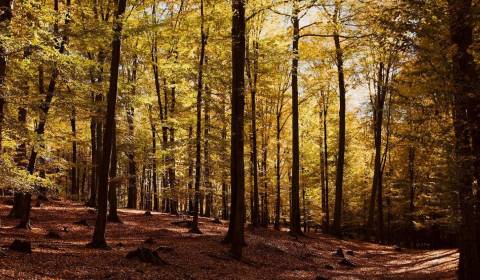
{"left": 204, "top": 85, "right": 212, "bottom": 217}
{"left": 140, "top": 163, "right": 146, "bottom": 210}
{"left": 407, "top": 146, "right": 416, "bottom": 247}
{"left": 89, "top": 0, "right": 127, "bottom": 248}
{"left": 168, "top": 85, "right": 177, "bottom": 213}
{"left": 126, "top": 107, "right": 137, "bottom": 208}
{"left": 107, "top": 118, "right": 121, "bottom": 223}
{"left": 224, "top": 0, "right": 246, "bottom": 259}
{"left": 318, "top": 94, "right": 329, "bottom": 232}
{"left": 221, "top": 100, "right": 229, "bottom": 220}
{"left": 191, "top": 0, "right": 206, "bottom": 234}
{"left": 289, "top": 0, "right": 302, "bottom": 236}
{"left": 367, "top": 62, "right": 387, "bottom": 240}
{"left": 448, "top": 0, "right": 480, "bottom": 278}
{"left": 92, "top": 51, "right": 107, "bottom": 208}
{"left": 274, "top": 112, "right": 281, "bottom": 230}
{"left": 332, "top": 31, "right": 346, "bottom": 236}
{"left": 246, "top": 39, "right": 259, "bottom": 228}
{"left": 71, "top": 109, "right": 78, "bottom": 198}
{"left": 323, "top": 95, "right": 330, "bottom": 232}
{"left": 261, "top": 134, "right": 269, "bottom": 227}
{"left": 149, "top": 105, "right": 159, "bottom": 211}
{"left": 188, "top": 125, "right": 194, "bottom": 212}
{"left": 88, "top": 110, "right": 97, "bottom": 206}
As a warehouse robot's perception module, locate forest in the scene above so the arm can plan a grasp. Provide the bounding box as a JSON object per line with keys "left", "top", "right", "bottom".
{"left": 0, "top": 0, "right": 479, "bottom": 279}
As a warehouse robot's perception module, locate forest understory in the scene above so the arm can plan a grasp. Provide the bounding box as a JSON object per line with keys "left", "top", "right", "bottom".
{"left": 0, "top": 198, "right": 457, "bottom": 280}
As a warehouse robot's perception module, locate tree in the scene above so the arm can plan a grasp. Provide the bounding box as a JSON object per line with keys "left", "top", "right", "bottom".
{"left": 448, "top": 0, "right": 480, "bottom": 278}
{"left": 191, "top": 0, "right": 207, "bottom": 234}
{"left": 89, "top": 0, "right": 128, "bottom": 249}
{"left": 225, "top": 0, "right": 246, "bottom": 259}
{"left": 289, "top": 0, "right": 302, "bottom": 236}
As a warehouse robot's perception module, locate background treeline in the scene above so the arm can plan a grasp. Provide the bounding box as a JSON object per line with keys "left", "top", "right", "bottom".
{"left": 0, "top": 0, "right": 478, "bottom": 272}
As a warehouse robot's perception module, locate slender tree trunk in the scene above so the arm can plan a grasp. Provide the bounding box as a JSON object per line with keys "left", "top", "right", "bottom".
{"left": 323, "top": 97, "right": 330, "bottom": 232}
{"left": 367, "top": 62, "right": 386, "bottom": 240}
{"left": 261, "top": 135, "right": 269, "bottom": 227}
{"left": 332, "top": 31, "right": 346, "bottom": 236}
{"left": 318, "top": 95, "right": 329, "bottom": 232}
{"left": 107, "top": 118, "right": 121, "bottom": 223}
{"left": 191, "top": 0, "right": 206, "bottom": 234}
{"left": 141, "top": 163, "right": 146, "bottom": 210}
{"left": 289, "top": 0, "right": 302, "bottom": 236}
{"left": 274, "top": 113, "right": 281, "bottom": 230}
{"left": 246, "top": 39, "right": 259, "bottom": 228}
{"left": 188, "top": 125, "right": 194, "bottom": 212}
{"left": 88, "top": 111, "right": 97, "bottom": 206}
{"left": 126, "top": 107, "right": 137, "bottom": 208}
{"left": 149, "top": 106, "right": 159, "bottom": 211}
{"left": 71, "top": 109, "right": 78, "bottom": 198}
{"left": 168, "top": 85, "right": 177, "bottom": 213}
{"left": 204, "top": 85, "right": 212, "bottom": 217}
{"left": 89, "top": 0, "right": 127, "bottom": 248}
{"left": 221, "top": 100, "right": 229, "bottom": 220}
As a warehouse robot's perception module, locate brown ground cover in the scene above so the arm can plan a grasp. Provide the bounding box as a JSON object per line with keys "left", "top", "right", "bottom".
{"left": 0, "top": 199, "right": 458, "bottom": 279}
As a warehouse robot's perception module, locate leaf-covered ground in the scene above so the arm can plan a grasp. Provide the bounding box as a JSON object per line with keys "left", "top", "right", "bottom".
{"left": 0, "top": 199, "right": 458, "bottom": 279}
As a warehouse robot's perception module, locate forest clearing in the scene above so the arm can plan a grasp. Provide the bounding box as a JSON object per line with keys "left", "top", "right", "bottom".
{"left": 0, "top": 198, "right": 457, "bottom": 279}
{"left": 0, "top": 0, "right": 479, "bottom": 279}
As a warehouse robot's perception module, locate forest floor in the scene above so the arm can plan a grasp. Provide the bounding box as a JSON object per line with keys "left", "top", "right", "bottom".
{"left": 0, "top": 198, "right": 458, "bottom": 280}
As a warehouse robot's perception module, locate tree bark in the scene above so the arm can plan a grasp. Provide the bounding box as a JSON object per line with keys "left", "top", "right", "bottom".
{"left": 319, "top": 92, "right": 329, "bottom": 232}
{"left": 107, "top": 117, "right": 121, "bottom": 223}
{"left": 126, "top": 107, "right": 137, "bottom": 208}
{"left": 224, "top": 0, "right": 246, "bottom": 259}
{"left": 289, "top": 0, "right": 302, "bottom": 236}
{"left": 204, "top": 85, "right": 212, "bottom": 217}
{"left": 89, "top": 0, "right": 127, "bottom": 248}
{"left": 448, "top": 0, "right": 480, "bottom": 278}
{"left": 367, "top": 62, "right": 388, "bottom": 241}
{"left": 332, "top": 31, "right": 346, "bottom": 236}
{"left": 149, "top": 105, "right": 159, "bottom": 211}
{"left": 274, "top": 112, "right": 281, "bottom": 230}
{"left": 246, "top": 39, "right": 260, "bottom": 228}
{"left": 70, "top": 109, "right": 78, "bottom": 198}
{"left": 191, "top": 0, "right": 206, "bottom": 234}
{"left": 188, "top": 125, "right": 194, "bottom": 212}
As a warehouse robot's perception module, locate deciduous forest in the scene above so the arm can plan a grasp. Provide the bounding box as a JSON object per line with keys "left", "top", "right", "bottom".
{"left": 0, "top": 0, "right": 479, "bottom": 279}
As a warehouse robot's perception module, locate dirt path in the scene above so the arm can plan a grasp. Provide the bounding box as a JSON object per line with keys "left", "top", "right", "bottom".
{"left": 0, "top": 200, "right": 457, "bottom": 279}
